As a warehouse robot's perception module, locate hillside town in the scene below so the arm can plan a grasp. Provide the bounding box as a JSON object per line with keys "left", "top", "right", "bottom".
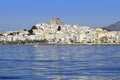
{"left": 0, "top": 18, "right": 120, "bottom": 45}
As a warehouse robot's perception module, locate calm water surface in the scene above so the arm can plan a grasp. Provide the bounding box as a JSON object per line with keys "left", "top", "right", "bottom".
{"left": 0, "top": 46, "right": 120, "bottom": 80}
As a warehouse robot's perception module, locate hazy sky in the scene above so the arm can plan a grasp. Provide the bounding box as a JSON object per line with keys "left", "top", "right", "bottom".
{"left": 0, "top": 0, "right": 120, "bottom": 32}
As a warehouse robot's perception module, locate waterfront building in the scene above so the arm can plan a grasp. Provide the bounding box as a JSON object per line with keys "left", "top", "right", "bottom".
{"left": 0, "top": 18, "right": 120, "bottom": 44}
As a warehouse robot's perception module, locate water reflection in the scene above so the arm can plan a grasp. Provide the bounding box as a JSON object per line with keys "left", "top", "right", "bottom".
{"left": 0, "top": 46, "right": 120, "bottom": 80}
{"left": 32, "top": 46, "right": 120, "bottom": 80}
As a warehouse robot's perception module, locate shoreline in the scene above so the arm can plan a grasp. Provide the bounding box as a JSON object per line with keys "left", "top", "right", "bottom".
{"left": 1, "top": 43, "right": 120, "bottom": 46}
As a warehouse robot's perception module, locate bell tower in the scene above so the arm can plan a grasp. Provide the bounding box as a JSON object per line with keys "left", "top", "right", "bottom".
{"left": 50, "top": 17, "right": 63, "bottom": 25}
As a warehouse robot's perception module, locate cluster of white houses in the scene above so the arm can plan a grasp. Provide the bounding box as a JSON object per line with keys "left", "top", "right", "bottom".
{"left": 0, "top": 18, "right": 120, "bottom": 44}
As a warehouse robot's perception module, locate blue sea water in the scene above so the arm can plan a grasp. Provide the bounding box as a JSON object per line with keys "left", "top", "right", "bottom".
{"left": 0, "top": 46, "right": 120, "bottom": 80}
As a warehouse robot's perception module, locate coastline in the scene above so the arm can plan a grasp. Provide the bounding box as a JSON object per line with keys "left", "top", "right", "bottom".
{"left": 1, "top": 43, "right": 120, "bottom": 46}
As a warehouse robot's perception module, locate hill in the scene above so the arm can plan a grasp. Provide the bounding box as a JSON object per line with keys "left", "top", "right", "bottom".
{"left": 104, "top": 21, "right": 120, "bottom": 31}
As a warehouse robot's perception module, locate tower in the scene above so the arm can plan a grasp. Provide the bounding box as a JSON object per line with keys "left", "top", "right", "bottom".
{"left": 50, "top": 17, "right": 63, "bottom": 25}
{"left": 50, "top": 17, "right": 56, "bottom": 25}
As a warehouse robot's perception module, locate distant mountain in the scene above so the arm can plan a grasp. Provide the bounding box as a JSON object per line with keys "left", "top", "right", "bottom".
{"left": 104, "top": 21, "right": 120, "bottom": 31}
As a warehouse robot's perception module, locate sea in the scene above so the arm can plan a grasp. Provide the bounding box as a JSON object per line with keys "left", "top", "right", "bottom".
{"left": 0, "top": 45, "right": 120, "bottom": 80}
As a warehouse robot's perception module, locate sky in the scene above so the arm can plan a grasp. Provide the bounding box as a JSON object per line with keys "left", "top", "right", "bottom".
{"left": 0, "top": 0, "right": 120, "bottom": 32}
